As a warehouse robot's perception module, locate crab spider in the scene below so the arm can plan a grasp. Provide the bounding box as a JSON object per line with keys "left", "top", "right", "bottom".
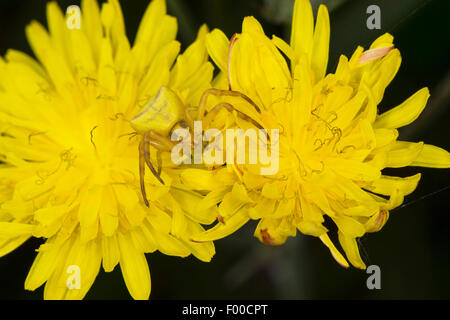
{"left": 130, "top": 86, "right": 263, "bottom": 207}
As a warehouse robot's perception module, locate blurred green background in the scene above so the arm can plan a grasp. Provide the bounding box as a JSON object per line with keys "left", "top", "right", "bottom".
{"left": 0, "top": 0, "right": 449, "bottom": 299}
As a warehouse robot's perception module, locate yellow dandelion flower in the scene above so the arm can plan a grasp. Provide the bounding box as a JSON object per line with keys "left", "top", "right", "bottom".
{"left": 193, "top": 0, "right": 450, "bottom": 269}
{"left": 0, "top": 0, "right": 217, "bottom": 299}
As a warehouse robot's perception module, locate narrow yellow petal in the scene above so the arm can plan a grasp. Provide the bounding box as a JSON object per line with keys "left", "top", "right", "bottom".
{"left": 333, "top": 215, "right": 366, "bottom": 238}
{"left": 375, "top": 88, "right": 430, "bottom": 129}
{"left": 180, "top": 219, "right": 215, "bottom": 262}
{"left": 118, "top": 232, "right": 150, "bottom": 300}
{"left": 171, "top": 189, "right": 218, "bottom": 225}
{"left": 145, "top": 220, "right": 190, "bottom": 257}
{"left": 0, "top": 222, "right": 35, "bottom": 238}
{"left": 292, "top": 57, "right": 312, "bottom": 131}
{"left": 254, "top": 217, "right": 296, "bottom": 246}
{"left": 81, "top": 0, "right": 103, "bottom": 61}
{"left": 272, "top": 35, "right": 296, "bottom": 64}
{"left": 364, "top": 173, "right": 421, "bottom": 196}
{"left": 99, "top": 187, "right": 118, "bottom": 237}
{"left": 191, "top": 210, "right": 250, "bottom": 242}
{"left": 369, "top": 33, "right": 394, "bottom": 49}
{"left": 311, "top": 4, "right": 330, "bottom": 82}
{"left": 338, "top": 231, "right": 366, "bottom": 269}
{"left": 0, "top": 235, "right": 30, "bottom": 258}
{"left": 134, "top": 0, "right": 166, "bottom": 46}
{"left": 290, "top": 0, "right": 314, "bottom": 63}
{"left": 25, "top": 237, "right": 61, "bottom": 291}
{"left": 46, "top": 2, "right": 66, "bottom": 53}
{"left": 297, "top": 220, "right": 328, "bottom": 237}
{"left": 242, "top": 16, "right": 265, "bottom": 34}
{"left": 78, "top": 185, "right": 102, "bottom": 242}
{"left": 319, "top": 233, "right": 349, "bottom": 268}
{"left": 44, "top": 235, "right": 101, "bottom": 300}
{"left": 101, "top": 235, "right": 120, "bottom": 272}
{"left": 365, "top": 210, "right": 389, "bottom": 233}
{"left": 299, "top": 195, "right": 324, "bottom": 223}
{"left": 374, "top": 128, "right": 398, "bottom": 148}
{"left": 385, "top": 141, "right": 424, "bottom": 168}
{"left": 410, "top": 144, "right": 450, "bottom": 168}
{"left": 328, "top": 158, "right": 381, "bottom": 182}
{"left": 206, "top": 28, "right": 229, "bottom": 72}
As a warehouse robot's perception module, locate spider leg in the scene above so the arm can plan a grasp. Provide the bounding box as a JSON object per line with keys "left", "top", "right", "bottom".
{"left": 143, "top": 133, "right": 165, "bottom": 185}
{"left": 147, "top": 131, "right": 176, "bottom": 151}
{"left": 139, "top": 139, "right": 150, "bottom": 207}
{"left": 197, "top": 88, "right": 262, "bottom": 121}
{"left": 156, "top": 149, "right": 162, "bottom": 176}
{"left": 204, "top": 102, "right": 265, "bottom": 131}
{"left": 184, "top": 107, "right": 196, "bottom": 130}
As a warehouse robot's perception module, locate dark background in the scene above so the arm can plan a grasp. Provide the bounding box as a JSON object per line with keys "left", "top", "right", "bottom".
{"left": 0, "top": 0, "right": 449, "bottom": 299}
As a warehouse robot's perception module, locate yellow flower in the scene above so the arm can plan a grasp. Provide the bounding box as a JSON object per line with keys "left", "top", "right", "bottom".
{"left": 193, "top": 0, "right": 450, "bottom": 269}
{"left": 0, "top": 0, "right": 217, "bottom": 299}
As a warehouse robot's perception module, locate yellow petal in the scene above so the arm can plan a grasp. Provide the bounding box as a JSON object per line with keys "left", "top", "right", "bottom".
{"left": 0, "top": 222, "right": 35, "bottom": 238}
{"left": 78, "top": 185, "right": 102, "bottom": 242}
{"left": 333, "top": 215, "right": 366, "bottom": 238}
{"left": 292, "top": 57, "right": 312, "bottom": 130}
{"left": 311, "top": 5, "right": 330, "bottom": 82}
{"left": 99, "top": 186, "right": 118, "bottom": 237}
{"left": 290, "top": 0, "right": 314, "bottom": 64}
{"left": 145, "top": 220, "right": 190, "bottom": 257}
{"left": 328, "top": 158, "right": 381, "bottom": 181}
{"left": 171, "top": 189, "right": 218, "bottom": 225}
{"left": 374, "top": 128, "right": 398, "bottom": 148}
{"left": 81, "top": 0, "right": 103, "bottom": 61}
{"left": 297, "top": 220, "right": 328, "bottom": 237}
{"left": 365, "top": 210, "right": 389, "bottom": 233}
{"left": 118, "top": 232, "right": 150, "bottom": 300}
{"left": 44, "top": 235, "right": 102, "bottom": 300}
{"left": 410, "top": 144, "right": 450, "bottom": 168}
{"left": 46, "top": 2, "right": 66, "bottom": 54}
{"left": 191, "top": 210, "right": 249, "bottom": 242}
{"left": 101, "top": 235, "right": 120, "bottom": 272}
{"left": 0, "top": 235, "right": 30, "bottom": 258}
{"left": 254, "top": 217, "right": 296, "bottom": 246}
{"left": 180, "top": 219, "right": 215, "bottom": 262}
{"left": 25, "top": 237, "right": 61, "bottom": 291}
{"left": 299, "top": 195, "right": 324, "bottom": 223}
{"left": 97, "top": 38, "right": 117, "bottom": 93}
{"left": 364, "top": 173, "right": 421, "bottom": 196}
{"left": 319, "top": 233, "right": 349, "bottom": 268}
{"left": 206, "top": 28, "right": 229, "bottom": 72}
{"left": 370, "top": 33, "right": 394, "bottom": 49}
{"left": 385, "top": 141, "right": 424, "bottom": 168}
{"left": 242, "top": 16, "right": 265, "bottom": 34}
{"left": 375, "top": 88, "right": 430, "bottom": 129}
{"left": 338, "top": 231, "right": 366, "bottom": 269}
{"left": 272, "top": 35, "right": 296, "bottom": 64}
{"left": 333, "top": 91, "right": 366, "bottom": 130}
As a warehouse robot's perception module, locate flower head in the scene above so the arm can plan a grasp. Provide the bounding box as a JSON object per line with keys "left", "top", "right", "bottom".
{"left": 0, "top": 0, "right": 217, "bottom": 299}
{"left": 194, "top": 0, "right": 450, "bottom": 269}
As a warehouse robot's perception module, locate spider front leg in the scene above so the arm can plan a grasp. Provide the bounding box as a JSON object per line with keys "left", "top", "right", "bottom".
{"left": 143, "top": 132, "right": 165, "bottom": 186}
{"left": 203, "top": 102, "right": 265, "bottom": 131}
{"left": 139, "top": 139, "right": 150, "bottom": 207}
{"left": 138, "top": 132, "right": 171, "bottom": 207}
{"left": 197, "top": 88, "right": 262, "bottom": 121}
